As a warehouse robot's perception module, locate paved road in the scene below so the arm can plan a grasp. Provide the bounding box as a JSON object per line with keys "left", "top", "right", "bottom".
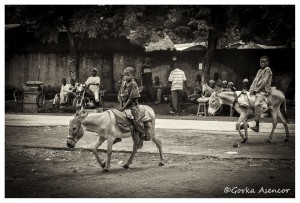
{"left": 5, "top": 114, "right": 295, "bottom": 133}
{"left": 5, "top": 114, "right": 295, "bottom": 160}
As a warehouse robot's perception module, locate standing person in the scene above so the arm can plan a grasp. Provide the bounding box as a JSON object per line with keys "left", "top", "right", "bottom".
{"left": 237, "top": 78, "right": 250, "bottom": 130}
{"left": 188, "top": 74, "right": 202, "bottom": 102}
{"left": 153, "top": 76, "right": 163, "bottom": 105}
{"left": 117, "top": 74, "right": 125, "bottom": 106}
{"left": 118, "top": 67, "right": 151, "bottom": 141}
{"left": 213, "top": 72, "right": 223, "bottom": 89}
{"left": 52, "top": 78, "right": 71, "bottom": 107}
{"left": 85, "top": 68, "right": 101, "bottom": 107}
{"left": 242, "top": 78, "right": 250, "bottom": 92}
{"left": 167, "top": 56, "right": 187, "bottom": 114}
{"left": 249, "top": 56, "right": 273, "bottom": 132}
{"left": 141, "top": 57, "right": 153, "bottom": 102}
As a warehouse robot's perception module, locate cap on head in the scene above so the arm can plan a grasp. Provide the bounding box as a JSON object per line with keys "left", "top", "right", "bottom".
{"left": 209, "top": 79, "right": 215, "bottom": 84}
{"left": 243, "top": 79, "right": 249, "bottom": 83}
{"left": 222, "top": 80, "right": 228, "bottom": 84}
{"left": 228, "top": 82, "right": 233, "bottom": 86}
{"left": 92, "top": 68, "right": 97, "bottom": 72}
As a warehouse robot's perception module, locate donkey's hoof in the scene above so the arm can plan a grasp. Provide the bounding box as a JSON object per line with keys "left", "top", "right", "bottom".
{"left": 266, "top": 139, "right": 272, "bottom": 143}
{"left": 102, "top": 169, "right": 109, "bottom": 173}
{"left": 158, "top": 162, "right": 164, "bottom": 166}
{"left": 123, "top": 164, "right": 129, "bottom": 169}
{"left": 100, "top": 162, "right": 106, "bottom": 169}
{"left": 284, "top": 139, "right": 289, "bottom": 143}
{"left": 241, "top": 138, "right": 248, "bottom": 143}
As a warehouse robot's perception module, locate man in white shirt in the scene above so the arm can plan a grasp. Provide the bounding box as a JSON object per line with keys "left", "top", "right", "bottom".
{"left": 53, "top": 78, "right": 72, "bottom": 106}
{"left": 85, "top": 68, "right": 101, "bottom": 107}
{"left": 167, "top": 56, "right": 187, "bottom": 114}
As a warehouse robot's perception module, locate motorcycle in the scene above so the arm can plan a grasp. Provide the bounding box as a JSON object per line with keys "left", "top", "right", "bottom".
{"left": 72, "top": 84, "right": 105, "bottom": 110}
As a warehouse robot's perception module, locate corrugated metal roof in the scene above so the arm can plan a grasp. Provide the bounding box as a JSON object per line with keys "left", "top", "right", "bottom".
{"left": 5, "top": 24, "right": 20, "bottom": 30}
{"left": 146, "top": 35, "right": 176, "bottom": 52}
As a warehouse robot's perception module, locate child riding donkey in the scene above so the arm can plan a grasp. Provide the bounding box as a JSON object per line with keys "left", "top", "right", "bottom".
{"left": 249, "top": 56, "right": 273, "bottom": 132}
{"left": 118, "top": 67, "right": 152, "bottom": 143}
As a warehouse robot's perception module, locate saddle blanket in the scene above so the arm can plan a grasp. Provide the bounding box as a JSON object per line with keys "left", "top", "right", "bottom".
{"left": 236, "top": 91, "right": 268, "bottom": 109}
{"left": 109, "top": 106, "right": 152, "bottom": 133}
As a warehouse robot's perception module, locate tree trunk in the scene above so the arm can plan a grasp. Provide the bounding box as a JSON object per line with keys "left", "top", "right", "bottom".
{"left": 201, "top": 31, "right": 218, "bottom": 86}
{"left": 66, "top": 28, "right": 80, "bottom": 82}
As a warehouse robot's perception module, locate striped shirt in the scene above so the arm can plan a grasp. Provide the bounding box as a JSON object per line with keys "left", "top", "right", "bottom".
{"left": 168, "top": 68, "right": 187, "bottom": 91}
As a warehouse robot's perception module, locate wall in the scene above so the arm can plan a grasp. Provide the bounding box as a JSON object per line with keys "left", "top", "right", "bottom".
{"left": 5, "top": 35, "right": 295, "bottom": 99}
{"left": 5, "top": 52, "right": 114, "bottom": 92}
{"left": 6, "top": 53, "right": 70, "bottom": 87}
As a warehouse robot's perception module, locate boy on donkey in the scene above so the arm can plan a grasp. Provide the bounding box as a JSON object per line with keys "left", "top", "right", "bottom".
{"left": 118, "top": 67, "right": 151, "bottom": 141}
{"left": 249, "top": 56, "right": 273, "bottom": 132}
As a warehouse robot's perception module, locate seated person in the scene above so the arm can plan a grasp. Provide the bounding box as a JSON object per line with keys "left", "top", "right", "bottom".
{"left": 197, "top": 79, "right": 215, "bottom": 102}
{"left": 220, "top": 80, "right": 230, "bottom": 92}
{"left": 153, "top": 76, "right": 163, "bottom": 105}
{"left": 52, "top": 78, "right": 73, "bottom": 107}
{"left": 220, "top": 80, "right": 231, "bottom": 116}
{"left": 85, "top": 68, "right": 101, "bottom": 107}
{"left": 68, "top": 79, "right": 79, "bottom": 102}
{"left": 228, "top": 82, "right": 237, "bottom": 92}
{"left": 188, "top": 74, "right": 202, "bottom": 102}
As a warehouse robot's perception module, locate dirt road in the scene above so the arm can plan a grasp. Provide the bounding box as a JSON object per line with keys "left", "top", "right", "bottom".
{"left": 5, "top": 126, "right": 295, "bottom": 198}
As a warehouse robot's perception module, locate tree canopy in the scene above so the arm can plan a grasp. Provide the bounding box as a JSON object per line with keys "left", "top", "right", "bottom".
{"left": 5, "top": 5, "right": 295, "bottom": 83}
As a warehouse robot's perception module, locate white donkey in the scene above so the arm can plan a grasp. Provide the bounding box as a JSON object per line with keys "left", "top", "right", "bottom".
{"left": 208, "top": 90, "right": 290, "bottom": 143}
{"left": 66, "top": 106, "right": 164, "bottom": 172}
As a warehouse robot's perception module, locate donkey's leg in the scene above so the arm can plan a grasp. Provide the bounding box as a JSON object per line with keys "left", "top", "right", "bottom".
{"left": 236, "top": 113, "right": 247, "bottom": 143}
{"left": 123, "top": 142, "right": 139, "bottom": 169}
{"left": 103, "top": 137, "right": 114, "bottom": 172}
{"left": 277, "top": 111, "right": 290, "bottom": 142}
{"left": 267, "top": 109, "right": 278, "bottom": 143}
{"left": 92, "top": 136, "right": 107, "bottom": 169}
{"left": 150, "top": 127, "right": 164, "bottom": 166}
{"left": 242, "top": 117, "right": 249, "bottom": 143}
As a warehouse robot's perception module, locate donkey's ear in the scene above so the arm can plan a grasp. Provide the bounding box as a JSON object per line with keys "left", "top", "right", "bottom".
{"left": 76, "top": 110, "right": 88, "bottom": 121}
{"left": 74, "top": 109, "right": 80, "bottom": 117}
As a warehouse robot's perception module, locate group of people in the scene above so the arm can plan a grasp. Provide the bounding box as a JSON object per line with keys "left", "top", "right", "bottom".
{"left": 117, "top": 55, "right": 273, "bottom": 141}
{"left": 195, "top": 74, "right": 249, "bottom": 103}
{"left": 53, "top": 55, "right": 272, "bottom": 140}
{"left": 52, "top": 68, "right": 102, "bottom": 108}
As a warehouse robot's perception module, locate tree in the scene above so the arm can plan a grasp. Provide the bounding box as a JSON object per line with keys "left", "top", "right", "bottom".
{"left": 5, "top": 5, "right": 131, "bottom": 82}
{"left": 125, "top": 5, "right": 294, "bottom": 85}
{"left": 6, "top": 5, "right": 295, "bottom": 85}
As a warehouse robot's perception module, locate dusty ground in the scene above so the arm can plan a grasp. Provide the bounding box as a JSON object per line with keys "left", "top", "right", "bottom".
{"left": 5, "top": 126, "right": 295, "bottom": 198}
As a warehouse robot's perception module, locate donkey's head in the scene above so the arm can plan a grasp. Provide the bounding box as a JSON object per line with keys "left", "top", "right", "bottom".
{"left": 66, "top": 110, "right": 88, "bottom": 148}
{"left": 208, "top": 91, "right": 222, "bottom": 116}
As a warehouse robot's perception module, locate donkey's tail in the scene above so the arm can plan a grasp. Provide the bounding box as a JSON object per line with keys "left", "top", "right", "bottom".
{"left": 282, "top": 98, "right": 289, "bottom": 124}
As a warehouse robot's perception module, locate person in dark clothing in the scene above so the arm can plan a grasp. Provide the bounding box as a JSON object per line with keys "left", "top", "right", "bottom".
{"left": 188, "top": 74, "right": 202, "bottom": 102}
{"left": 213, "top": 72, "right": 223, "bottom": 89}
{"left": 118, "top": 67, "right": 151, "bottom": 141}
{"left": 141, "top": 57, "right": 154, "bottom": 102}
{"left": 153, "top": 76, "right": 163, "bottom": 105}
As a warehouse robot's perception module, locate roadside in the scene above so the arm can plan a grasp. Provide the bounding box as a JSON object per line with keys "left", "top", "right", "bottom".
{"left": 5, "top": 126, "right": 295, "bottom": 160}
{"left": 5, "top": 100, "right": 295, "bottom": 122}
